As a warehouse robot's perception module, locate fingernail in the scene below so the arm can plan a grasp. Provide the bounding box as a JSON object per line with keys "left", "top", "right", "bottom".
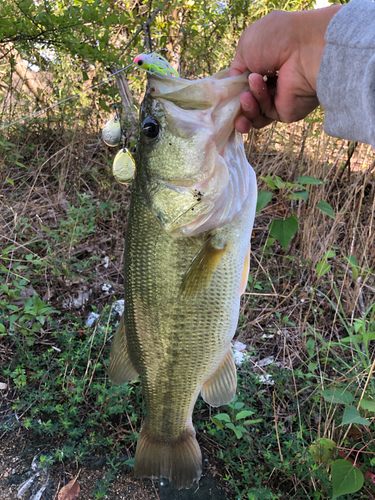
{"left": 248, "top": 74, "right": 256, "bottom": 93}
{"left": 241, "top": 100, "right": 251, "bottom": 111}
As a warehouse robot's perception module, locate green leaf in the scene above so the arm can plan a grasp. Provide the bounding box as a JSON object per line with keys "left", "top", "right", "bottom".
{"left": 265, "top": 237, "right": 274, "bottom": 248}
{"left": 235, "top": 410, "right": 255, "bottom": 421}
{"left": 317, "top": 201, "right": 335, "bottom": 219}
{"left": 40, "top": 224, "right": 53, "bottom": 233}
{"left": 0, "top": 18, "right": 13, "bottom": 27}
{"left": 14, "top": 161, "right": 28, "bottom": 168}
{"left": 99, "top": 100, "right": 110, "bottom": 112}
{"left": 354, "top": 319, "right": 364, "bottom": 333}
{"left": 331, "top": 459, "right": 364, "bottom": 498}
{"left": 7, "top": 304, "right": 19, "bottom": 312}
{"left": 323, "top": 250, "right": 335, "bottom": 259}
{"left": 340, "top": 334, "right": 363, "bottom": 344}
{"left": 261, "top": 174, "right": 278, "bottom": 190}
{"left": 256, "top": 191, "right": 272, "bottom": 213}
{"left": 347, "top": 255, "right": 358, "bottom": 267}
{"left": 225, "top": 422, "right": 243, "bottom": 438}
{"left": 290, "top": 190, "right": 309, "bottom": 202}
{"left": 316, "top": 261, "right": 331, "bottom": 278}
{"left": 100, "top": 201, "right": 109, "bottom": 214}
{"left": 274, "top": 176, "right": 285, "bottom": 189}
{"left": 124, "top": 457, "right": 135, "bottom": 467}
{"left": 235, "top": 425, "right": 248, "bottom": 433}
{"left": 341, "top": 406, "right": 370, "bottom": 426}
{"left": 298, "top": 176, "right": 325, "bottom": 185}
{"left": 214, "top": 413, "right": 231, "bottom": 422}
{"left": 211, "top": 418, "right": 224, "bottom": 430}
{"left": 306, "top": 338, "right": 315, "bottom": 357}
{"left": 309, "top": 438, "right": 336, "bottom": 462}
{"left": 346, "top": 255, "right": 359, "bottom": 280}
{"left": 363, "top": 330, "right": 375, "bottom": 342}
{"left": 360, "top": 399, "right": 375, "bottom": 412}
{"left": 269, "top": 217, "right": 298, "bottom": 250}
{"left": 0, "top": 323, "right": 5, "bottom": 333}
{"left": 6, "top": 178, "right": 14, "bottom": 186}
{"left": 322, "top": 388, "right": 354, "bottom": 405}
{"left": 308, "top": 362, "right": 318, "bottom": 372}
{"left": 243, "top": 418, "right": 262, "bottom": 425}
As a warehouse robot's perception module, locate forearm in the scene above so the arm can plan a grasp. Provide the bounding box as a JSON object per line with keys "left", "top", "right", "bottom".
{"left": 317, "top": 0, "right": 375, "bottom": 149}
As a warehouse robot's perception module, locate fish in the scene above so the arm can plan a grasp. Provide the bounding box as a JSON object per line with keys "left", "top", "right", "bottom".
{"left": 108, "top": 68, "right": 257, "bottom": 489}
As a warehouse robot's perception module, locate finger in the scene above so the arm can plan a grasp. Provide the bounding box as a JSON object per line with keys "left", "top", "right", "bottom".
{"left": 248, "top": 73, "right": 279, "bottom": 122}
{"left": 275, "top": 93, "right": 320, "bottom": 123}
{"left": 229, "top": 53, "right": 248, "bottom": 77}
{"left": 229, "top": 67, "right": 247, "bottom": 77}
{"left": 234, "top": 114, "right": 252, "bottom": 134}
{"left": 239, "top": 91, "right": 273, "bottom": 129}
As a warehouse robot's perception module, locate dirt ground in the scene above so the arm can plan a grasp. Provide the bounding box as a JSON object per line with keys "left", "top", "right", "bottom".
{"left": 0, "top": 428, "right": 230, "bottom": 499}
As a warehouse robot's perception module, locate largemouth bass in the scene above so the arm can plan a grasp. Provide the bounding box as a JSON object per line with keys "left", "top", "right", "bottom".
{"left": 109, "top": 69, "right": 257, "bottom": 489}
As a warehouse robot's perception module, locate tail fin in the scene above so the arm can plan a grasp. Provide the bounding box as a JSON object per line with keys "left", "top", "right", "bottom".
{"left": 134, "top": 425, "right": 202, "bottom": 489}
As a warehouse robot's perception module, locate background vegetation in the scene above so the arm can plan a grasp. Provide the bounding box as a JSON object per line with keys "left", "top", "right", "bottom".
{"left": 0, "top": 0, "right": 374, "bottom": 499}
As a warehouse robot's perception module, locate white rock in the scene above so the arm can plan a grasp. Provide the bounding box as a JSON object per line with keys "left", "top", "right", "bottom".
{"left": 232, "top": 341, "right": 248, "bottom": 365}
{"left": 17, "top": 477, "right": 36, "bottom": 498}
{"left": 113, "top": 299, "right": 125, "bottom": 316}
{"left": 257, "top": 374, "right": 275, "bottom": 385}
{"left": 86, "top": 312, "right": 100, "bottom": 327}
{"left": 257, "top": 356, "right": 274, "bottom": 367}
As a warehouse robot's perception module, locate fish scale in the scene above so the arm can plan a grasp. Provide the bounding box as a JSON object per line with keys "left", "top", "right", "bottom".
{"left": 108, "top": 69, "right": 257, "bottom": 488}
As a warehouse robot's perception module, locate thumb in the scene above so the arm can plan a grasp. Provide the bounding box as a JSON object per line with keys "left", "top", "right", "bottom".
{"left": 229, "top": 54, "right": 248, "bottom": 77}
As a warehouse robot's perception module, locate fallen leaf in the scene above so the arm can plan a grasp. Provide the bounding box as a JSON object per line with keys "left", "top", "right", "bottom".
{"left": 58, "top": 478, "right": 80, "bottom": 500}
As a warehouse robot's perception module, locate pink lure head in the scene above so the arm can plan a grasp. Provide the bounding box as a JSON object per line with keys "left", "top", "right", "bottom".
{"left": 134, "top": 55, "right": 145, "bottom": 67}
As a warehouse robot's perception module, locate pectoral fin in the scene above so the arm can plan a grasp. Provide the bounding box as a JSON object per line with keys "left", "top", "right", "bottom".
{"left": 108, "top": 314, "right": 139, "bottom": 384}
{"left": 239, "top": 243, "right": 250, "bottom": 296}
{"left": 181, "top": 235, "right": 228, "bottom": 298}
{"left": 201, "top": 347, "right": 237, "bottom": 407}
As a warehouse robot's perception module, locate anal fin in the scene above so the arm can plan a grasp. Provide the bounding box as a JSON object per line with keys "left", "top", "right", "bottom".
{"left": 201, "top": 347, "right": 237, "bottom": 407}
{"left": 181, "top": 234, "right": 228, "bottom": 298}
{"left": 239, "top": 243, "right": 250, "bottom": 296}
{"left": 108, "top": 313, "right": 139, "bottom": 384}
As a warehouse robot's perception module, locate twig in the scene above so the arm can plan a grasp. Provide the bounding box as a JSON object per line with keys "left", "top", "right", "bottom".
{"left": 357, "top": 359, "right": 375, "bottom": 411}
{"left": 151, "top": 479, "right": 160, "bottom": 499}
{"left": 246, "top": 284, "right": 299, "bottom": 328}
{"left": 273, "top": 392, "right": 283, "bottom": 463}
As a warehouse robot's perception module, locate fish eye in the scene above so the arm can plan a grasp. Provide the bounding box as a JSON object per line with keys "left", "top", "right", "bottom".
{"left": 142, "top": 118, "right": 160, "bottom": 140}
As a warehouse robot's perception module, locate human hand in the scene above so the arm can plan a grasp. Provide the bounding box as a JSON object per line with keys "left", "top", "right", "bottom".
{"left": 229, "top": 6, "right": 342, "bottom": 133}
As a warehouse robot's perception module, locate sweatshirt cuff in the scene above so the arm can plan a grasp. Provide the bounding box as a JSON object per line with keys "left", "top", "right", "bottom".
{"left": 317, "top": 0, "right": 375, "bottom": 148}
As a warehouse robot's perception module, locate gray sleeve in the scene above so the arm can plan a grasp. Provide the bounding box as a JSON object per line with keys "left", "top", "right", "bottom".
{"left": 317, "top": 0, "right": 375, "bottom": 149}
